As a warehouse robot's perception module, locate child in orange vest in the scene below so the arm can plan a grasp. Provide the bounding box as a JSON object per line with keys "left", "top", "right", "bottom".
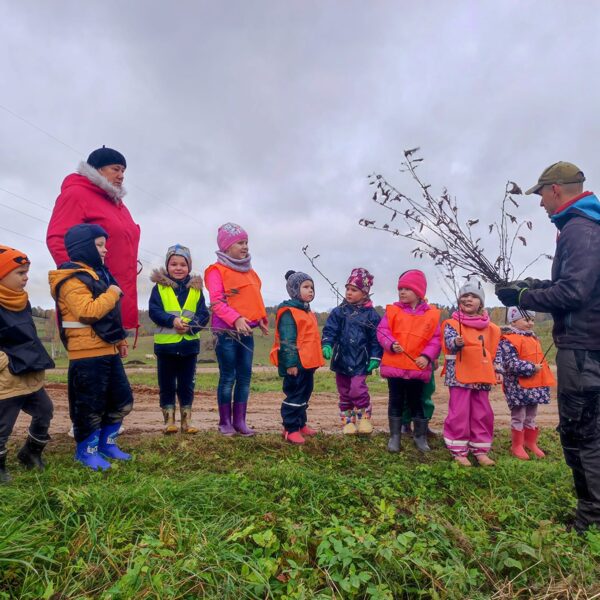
{"left": 205, "top": 223, "right": 269, "bottom": 436}
{"left": 441, "top": 281, "right": 502, "bottom": 467}
{"left": 270, "top": 271, "right": 324, "bottom": 445}
{"left": 377, "top": 270, "right": 441, "bottom": 453}
{"left": 499, "top": 307, "right": 555, "bottom": 460}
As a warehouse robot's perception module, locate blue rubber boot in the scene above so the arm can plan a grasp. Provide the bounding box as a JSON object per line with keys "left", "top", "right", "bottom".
{"left": 99, "top": 423, "right": 131, "bottom": 461}
{"left": 75, "top": 432, "right": 111, "bottom": 471}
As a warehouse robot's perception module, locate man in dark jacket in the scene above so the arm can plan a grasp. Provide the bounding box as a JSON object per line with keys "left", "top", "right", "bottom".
{"left": 496, "top": 161, "right": 600, "bottom": 532}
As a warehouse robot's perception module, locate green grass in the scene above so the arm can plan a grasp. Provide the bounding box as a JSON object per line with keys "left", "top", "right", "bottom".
{"left": 1, "top": 432, "right": 599, "bottom": 599}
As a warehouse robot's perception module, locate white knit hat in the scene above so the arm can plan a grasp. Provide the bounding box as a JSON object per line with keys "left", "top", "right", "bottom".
{"left": 507, "top": 306, "right": 535, "bottom": 324}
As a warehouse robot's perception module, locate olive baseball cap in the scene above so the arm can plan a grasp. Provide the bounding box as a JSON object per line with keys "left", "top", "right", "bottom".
{"left": 525, "top": 161, "right": 585, "bottom": 195}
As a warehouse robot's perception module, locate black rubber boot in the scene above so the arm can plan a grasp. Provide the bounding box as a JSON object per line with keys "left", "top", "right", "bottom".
{"left": 387, "top": 417, "right": 402, "bottom": 453}
{"left": 17, "top": 436, "right": 48, "bottom": 470}
{"left": 400, "top": 422, "right": 413, "bottom": 436}
{"left": 0, "top": 450, "right": 10, "bottom": 483}
{"left": 413, "top": 419, "right": 431, "bottom": 452}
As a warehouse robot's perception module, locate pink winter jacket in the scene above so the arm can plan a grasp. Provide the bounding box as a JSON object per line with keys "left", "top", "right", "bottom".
{"left": 376, "top": 301, "right": 441, "bottom": 381}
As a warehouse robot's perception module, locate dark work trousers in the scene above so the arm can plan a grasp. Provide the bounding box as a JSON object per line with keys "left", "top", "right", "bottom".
{"left": 156, "top": 353, "right": 198, "bottom": 408}
{"left": 68, "top": 354, "right": 134, "bottom": 443}
{"left": 281, "top": 368, "right": 316, "bottom": 433}
{"left": 556, "top": 349, "right": 600, "bottom": 532}
{"left": 387, "top": 378, "right": 425, "bottom": 419}
{"left": 0, "top": 388, "right": 53, "bottom": 452}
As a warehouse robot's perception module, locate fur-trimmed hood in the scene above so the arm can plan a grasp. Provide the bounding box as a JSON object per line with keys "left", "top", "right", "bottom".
{"left": 77, "top": 161, "right": 127, "bottom": 203}
{"left": 150, "top": 267, "right": 203, "bottom": 290}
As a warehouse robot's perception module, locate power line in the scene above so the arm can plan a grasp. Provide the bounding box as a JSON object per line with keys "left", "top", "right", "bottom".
{"left": 0, "top": 186, "right": 52, "bottom": 212}
{"left": 0, "top": 225, "right": 46, "bottom": 244}
{"left": 0, "top": 200, "right": 48, "bottom": 223}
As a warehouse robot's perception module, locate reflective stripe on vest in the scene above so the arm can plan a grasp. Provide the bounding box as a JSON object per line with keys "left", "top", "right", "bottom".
{"left": 381, "top": 304, "right": 440, "bottom": 370}
{"left": 441, "top": 319, "right": 501, "bottom": 385}
{"left": 501, "top": 332, "right": 556, "bottom": 388}
{"left": 154, "top": 285, "right": 201, "bottom": 344}
{"left": 270, "top": 306, "right": 325, "bottom": 370}
{"left": 205, "top": 264, "right": 267, "bottom": 322}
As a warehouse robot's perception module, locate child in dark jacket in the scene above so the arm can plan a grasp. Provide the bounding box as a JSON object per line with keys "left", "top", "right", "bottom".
{"left": 499, "top": 307, "right": 555, "bottom": 460}
{"left": 49, "top": 224, "right": 133, "bottom": 471}
{"left": 321, "top": 268, "right": 382, "bottom": 435}
{"left": 377, "top": 270, "right": 441, "bottom": 453}
{"left": 149, "top": 244, "right": 209, "bottom": 434}
{"left": 0, "top": 245, "right": 54, "bottom": 483}
{"left": 270, "top": 271, "right": 324, "bottom": 445}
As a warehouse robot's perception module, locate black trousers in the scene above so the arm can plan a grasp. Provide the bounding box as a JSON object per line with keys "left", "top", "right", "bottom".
{"left": 68, "top": 354, "right": 133, "bottom": 443}
{"left": 556, "top": 349, "right": 600, "bottom": 532}
{"left": 387, "top": 378, "right": 425, "bottom": 419}
{"left": 0, "top": 388, "right": 53, "bottom": 452}
{"left": 156, "top": 353, "right": 197, "bottom": 408}
{"left": 281, "top": 368, "right": 315, "bottom": 433}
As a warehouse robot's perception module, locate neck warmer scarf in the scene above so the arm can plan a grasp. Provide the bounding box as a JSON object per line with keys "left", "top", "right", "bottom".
{"left": 215, "top": 251, "right": 252, "bottom": 272}
{"left": 0, "top": 283, "right": 28, "bottom": 312}
{"left": 452, "top": 309, "right": 490, "bottom": 330}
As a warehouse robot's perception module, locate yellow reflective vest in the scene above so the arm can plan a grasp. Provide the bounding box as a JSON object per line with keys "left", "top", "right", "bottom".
{"left": 154, "top": 285, "right": 202, "bottom": 344}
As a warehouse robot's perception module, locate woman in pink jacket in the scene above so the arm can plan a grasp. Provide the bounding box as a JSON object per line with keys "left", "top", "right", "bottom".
{"left": 46, "top": 147, "right": 141, "bottom": 332}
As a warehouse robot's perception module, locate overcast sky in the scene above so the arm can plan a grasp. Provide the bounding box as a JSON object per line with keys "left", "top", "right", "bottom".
{"left": 2, "top": 1, "right": 599, "bottom": 311}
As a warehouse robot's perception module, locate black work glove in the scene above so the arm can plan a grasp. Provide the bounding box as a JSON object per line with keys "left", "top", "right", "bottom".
{"left": 495, "top": 281, "right": 529, "bottom": 307}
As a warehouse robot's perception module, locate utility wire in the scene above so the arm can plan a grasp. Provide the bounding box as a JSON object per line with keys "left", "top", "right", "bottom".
{"left": 0, "top": 186, "right": 52, "bottom": 212}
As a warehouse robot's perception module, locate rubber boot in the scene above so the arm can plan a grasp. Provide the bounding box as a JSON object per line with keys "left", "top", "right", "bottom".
{"left": 413, "top": 418, "right": 431, "bottom": 453}
{"left": 387, "top": 416, "right": 402, "bottom": 453}
{"left": 510, "top": 428, "right": 530, "bottom": 460}
{"left": 283, "top": 430, "right": 305, "bottom": 445}
{"left": 300, "top": 424, "right": 318, "bottom": 436}
{"left": 232, "top": 402, "right": 254, "bottom": 436}
{"left": 17, "top": 435, "right": 48, "bottom": 470}
{"left": 341, "top": 410, "right": 357, "bottom": 435}
{"left": 357, "top": 409, "right": 374, "bottom": 435}
{"left": 524, "top": 427, "right": 546, "bottom": 458}
{"left": 180, "top": 406, "right": 199, "bottom": 434}
{"left": 75, "top": 431, "right": 111, "bottom": 471}
{"left": 99, "top": 423, "right": 131, "bottom": 461}
{"left": 400, "top": 422, "right": 413, "bottom": 436}
{"left": 0, "top": 450, "right": 10, "bottom": 483}
{"left": 162, "top": 406, "right": 178, "bottom": 434}
{"left": 218, "top": 403, "right": 236, "bottom": 436}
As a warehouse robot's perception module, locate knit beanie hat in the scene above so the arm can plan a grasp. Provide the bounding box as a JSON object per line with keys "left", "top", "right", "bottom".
{"left": 397, "top": 269, "right": 427, "bottom": 298}
{"left": 458, "top": 280, "right": 485, "bottom": 305}
{"left": 507, "top": 306, "right": 535, "bottom": 324}
{"left": 87, "top": 146, "right": 127, "bottom": 170}
{"left": 64, "top": 223, "right": 109, "bottom": 269}
{"left": 217, "top": 223, "right": 248, "bottom": 252}
{"left": 165, "top": 244, "right": 192, "bottom": 269}
{"left": 0, "top": 245, "right": 30, "bottom": 280}
{"left": 346, "top": 267, "right": 373, "bottom": 294}
{"left": 285, "top": 270, "right": 313, "bottom": 300}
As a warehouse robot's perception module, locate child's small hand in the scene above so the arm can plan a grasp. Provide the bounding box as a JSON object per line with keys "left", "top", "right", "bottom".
{"left": 414, "top": 356, "right": 429, "bottom": 369}
{"left": 534, "top": 363, "right": 543, "bottom": 372}
{"left": 173, "top": 317, "right": 189, "bottom": 333}
{"left": 109, "top": 284, "right": 123, "bottom": 296}
{"left": 287, "top": 367, "right": 298, "bottom": 376}
{"left": 258, "top": 317, "right": 269, "bottom": 336}
{"left": 234, "top": 317, "right": 253, "bottom": 335}
{"left": 495, "top": 373, "right": 503, "bottom": 384}
{"left": 455, "top": 336, "right": 465, "bottom": 348}
{"left": 391, "top": 342, "right": 403, "bottom": 354}
{"left": 119, "top": 343, "right": 129, "bottom": 358}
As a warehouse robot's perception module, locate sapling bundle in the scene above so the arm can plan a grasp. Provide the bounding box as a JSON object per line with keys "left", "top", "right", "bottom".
{"left": 360, "top": 148, "right": 552, "bottom": 289}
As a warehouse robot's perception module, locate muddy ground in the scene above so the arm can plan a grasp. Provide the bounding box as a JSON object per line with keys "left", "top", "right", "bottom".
{"left": 11, "top": 373, "right": 558, "bottom": 437}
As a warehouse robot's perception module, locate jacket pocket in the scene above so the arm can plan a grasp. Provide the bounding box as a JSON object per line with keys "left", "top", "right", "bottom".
{"left": 558, "top": 391, "right": 600, "bottom": 441}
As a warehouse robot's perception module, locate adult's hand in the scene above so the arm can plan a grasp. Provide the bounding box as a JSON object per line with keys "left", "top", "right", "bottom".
{"left": 495, "top": 281, "right": 529, "bottom": 306}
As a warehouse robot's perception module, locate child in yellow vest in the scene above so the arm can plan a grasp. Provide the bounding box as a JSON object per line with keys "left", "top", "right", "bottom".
{"left": 149, "top": 245, "right": 209, "bottom": 434}
{"left": 205, "top": 223, "right": 268, "bottom": 436}
{"left": 499, "top": 307, "right": 555, "bottom": 460}
{"left": 441, "top": 281, "right": 503, "bottom": 467}
{"left": 270, "top": 271, "right": 324, "bottom": 445}
{"left": 377, "top": 270, "right": 441, "bottom": 453}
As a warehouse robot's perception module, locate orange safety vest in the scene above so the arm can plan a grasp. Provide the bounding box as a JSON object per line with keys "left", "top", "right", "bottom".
{"left": 270, "top": 306, "right": 325, "bottom": 370}
{"left": 441, "top": 319, "right": 501, "bottom": 385}
{"left": 205, "top": 263, "right": 267, "bottom": 322}
{"left": 501, "top": 332, "right": 556, "bottom": 388}
{"left": 381, "top": 305, "right": 440, "bottom": 370}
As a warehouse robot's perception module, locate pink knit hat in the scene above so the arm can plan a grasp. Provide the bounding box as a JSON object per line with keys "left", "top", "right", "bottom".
{"left": 397, "top": 269, "right": 427, "bottom": 298}
{"left": 217, "top": 222, "right": 248, "bottom": 252}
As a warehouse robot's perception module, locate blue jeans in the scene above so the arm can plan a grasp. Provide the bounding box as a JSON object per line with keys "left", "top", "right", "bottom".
{"left": 214, "top": 332, "right": 254, "bottom": 406}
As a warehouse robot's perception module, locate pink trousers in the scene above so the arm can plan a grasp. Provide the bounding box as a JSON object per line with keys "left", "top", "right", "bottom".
{"left": 443, "top": 386, "right": 494, "bottom": 456}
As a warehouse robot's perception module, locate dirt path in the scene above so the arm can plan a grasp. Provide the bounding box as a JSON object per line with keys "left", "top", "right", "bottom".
{"left": 11, "top": 374, "right": 558, "bottom": 437}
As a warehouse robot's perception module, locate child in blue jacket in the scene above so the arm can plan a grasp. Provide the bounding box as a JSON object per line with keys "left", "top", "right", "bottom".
{"left": 321, "top": 268, "right": 382, "bottom": 435}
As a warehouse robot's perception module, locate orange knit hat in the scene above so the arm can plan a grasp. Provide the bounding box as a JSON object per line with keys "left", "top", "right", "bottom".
{"left": 0, "top": 245, "right": 30, "bottom": 280}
